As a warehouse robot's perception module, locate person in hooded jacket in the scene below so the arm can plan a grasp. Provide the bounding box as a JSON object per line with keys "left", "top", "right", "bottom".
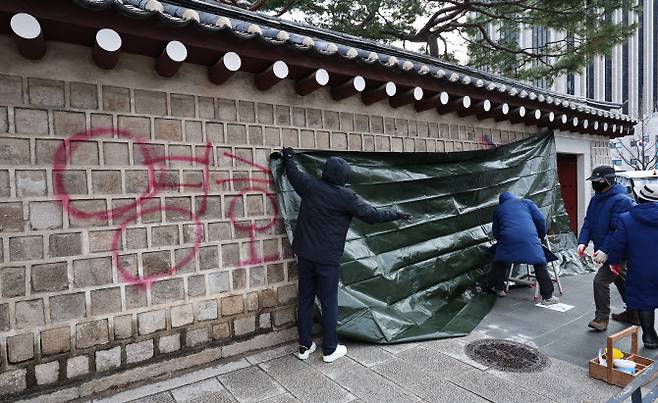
{"left": 277, "top": 147, "right": 409, "bottom": 363}
{"left": 606, "top": 183, "right": 658, "bottom": 349}
{"left": 577, "top": 166, "right": 636, "bottom": 331}
{"left": 490, "top": 192, "right": 559, "bottom": 304}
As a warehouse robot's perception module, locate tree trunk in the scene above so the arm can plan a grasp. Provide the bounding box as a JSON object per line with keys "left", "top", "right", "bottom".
{"left": 427, "top": 34, "right": 439, "bottom": 57}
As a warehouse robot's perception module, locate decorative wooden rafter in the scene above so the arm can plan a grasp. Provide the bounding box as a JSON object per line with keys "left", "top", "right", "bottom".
{"left": 255, "top": 60, "right": 289, "bottom": 90}
{"left": 208, "top": 51, "right": 241, "bottom": 85}
{"left": 331, "top": 76, "right": 366, "bottom": 101}
{"left": 155, "top": 40, "right": 187, "bottom": 77}
{"left": 10, "top": 13, "right": 45, "bottom": 60}
{"left": 295, "top": 68, "right": 329, "bottom": 96}
{"left": 93, "top": 28, "right": 122, "bottom": 70}
{"left": 437, "top": 95, "right": 471, "bottom": 115}
{"left": 390, "top": 87, "right": 423, "bottom": 108}
{"left": 362, "top": 81, "right": 397, "bottom": 105}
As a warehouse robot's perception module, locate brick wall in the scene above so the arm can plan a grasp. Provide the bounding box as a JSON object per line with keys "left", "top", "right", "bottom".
{"left": 0, "top": 38, "right": 593, "bottom": 396}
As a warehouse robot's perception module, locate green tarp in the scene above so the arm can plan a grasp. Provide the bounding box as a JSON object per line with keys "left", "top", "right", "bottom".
{"left": 270, "top": 134, "right": 587, "bottom": 344}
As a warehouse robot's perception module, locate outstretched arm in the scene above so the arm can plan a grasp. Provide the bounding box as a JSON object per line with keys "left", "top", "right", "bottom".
{"left": 282, "top": 148, "right": 313, "bottom": 196}
{"left": 347, "top": 193, "right": 407, "bottom": 224}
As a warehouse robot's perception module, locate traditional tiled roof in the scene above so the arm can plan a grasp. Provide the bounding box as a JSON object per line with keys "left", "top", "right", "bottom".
{"left": 64, "top": 0, "right": 637, "bottom": 128}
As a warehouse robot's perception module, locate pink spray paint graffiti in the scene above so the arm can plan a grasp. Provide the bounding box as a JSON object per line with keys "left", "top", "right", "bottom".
{"left": 53, "top": 128, "right": 281, "bottom": 288}
{"left": 480, "top": 133, "right": 497, "bottom": 149}
{"left": 220, "top": 151, "right": 281, "bottom": 267}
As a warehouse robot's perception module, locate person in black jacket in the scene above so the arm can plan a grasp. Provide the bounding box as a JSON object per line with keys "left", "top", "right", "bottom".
{"left": 277, "top": 147, "right": 409, "bottom": 363}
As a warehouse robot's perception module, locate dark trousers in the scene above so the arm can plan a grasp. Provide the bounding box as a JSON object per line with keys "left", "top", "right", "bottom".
{"left": 593, "top": 262, "right": 627, "bottom": 320}
{"left": 492, "top": 261, "right": 554, "bottom": 300}
{"left": 297, "top": 257, "right": 340, "bottom": 355}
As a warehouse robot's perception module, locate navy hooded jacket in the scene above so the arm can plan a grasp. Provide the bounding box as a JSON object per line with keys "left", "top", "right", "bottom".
{"left": 607, "top": 202, "right": 658, "bottom": 310}
{"left": 578, "top": 184, "right": 634, "bottom": 252}
{"left": 492, "top": 192, "right": 547, "bottom": 265}
{"left": 284, "top": 155, "right": 403, "bottom": 265}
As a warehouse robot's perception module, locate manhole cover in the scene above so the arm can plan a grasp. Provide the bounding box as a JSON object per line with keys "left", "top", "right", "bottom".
{"left": 464, "top": 339, "right": 550, "bottom": 372}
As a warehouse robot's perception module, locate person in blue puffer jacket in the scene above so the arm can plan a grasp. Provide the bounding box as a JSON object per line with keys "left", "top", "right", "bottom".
{"left": 577, "top": 166, "right": 635, "bottom": 331}
{"left": 490, "top": 191, "right": 559, "bottom": 305}
{"left": 607, "top": 183, "right": 658, "bottom": 349}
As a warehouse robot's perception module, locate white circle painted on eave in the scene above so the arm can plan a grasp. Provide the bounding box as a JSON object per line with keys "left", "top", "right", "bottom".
{"left": 315, "top": 69, "right": 329, "bottom": 86}
{"left": 223, "top": 52, "right": 241, "bottom": 72}
{"left": 462, "top": 96, "right": 471, "bottom": 108}
{"left": 96, "top": 28, "right": 122, "bottom": 52}
{"left": 413, "top": 87, "right": 423, "bottom": 100}
{"left": 385, "top": 82, "right": 397, "bottom": 97}
{"left": 11, "top": 13, "right": 41, "bottom": 39}
{"left": 166, "top": 41, "right": 187, "bottom": 62}
{"left": 273, "top": 61, "right": 289, "bottom": 79}
{"left": 353, "top": 76, "right": 366, "bottom": 92}
{"left": 483, "top": 100, "right": 491, "bottom": 111}
{"left": 439, "top": 92, "right": 449, "bottom": 105}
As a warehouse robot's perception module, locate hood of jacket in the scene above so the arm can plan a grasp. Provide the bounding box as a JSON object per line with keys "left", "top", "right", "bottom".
{"left": 499, "top": 191, "right": 516, "bottom": 204}
{"left": 630, "top": 202, "right": 658, "bottom": 226}
{"left": 321, "top": 157, "right": 351, "bottom": 186}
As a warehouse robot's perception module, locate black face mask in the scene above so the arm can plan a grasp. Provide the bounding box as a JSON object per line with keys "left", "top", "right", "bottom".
{"left": 592, "top": 181, "right": 608, "bottom": 192}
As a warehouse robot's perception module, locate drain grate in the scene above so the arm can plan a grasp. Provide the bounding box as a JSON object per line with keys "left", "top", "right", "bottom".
{"left": 464, "top": 339, "right": 550, "bottom": 372}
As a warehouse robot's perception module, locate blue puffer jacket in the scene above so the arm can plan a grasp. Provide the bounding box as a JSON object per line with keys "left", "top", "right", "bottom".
{"left": 284, "top": 156, "right": 403, "bottom": 265}
{"left": 578, "top": 184, "right": 634, "bottom": 252}
{"left": 607, "top": 203, "right": 658, "bottom": 310}
{"left": 492, "top": 192, "right": 547, "bottom": 265}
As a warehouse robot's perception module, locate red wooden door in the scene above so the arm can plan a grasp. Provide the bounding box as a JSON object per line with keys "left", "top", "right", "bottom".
{"left": 557, "top": 154, "right": 579, "bottom": 234}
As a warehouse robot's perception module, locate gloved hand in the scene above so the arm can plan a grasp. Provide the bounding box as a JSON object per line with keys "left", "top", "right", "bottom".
{"left": 577, "top": 244, "right": 586, "bottom": 257}
{"left": 282, "top": 147, "right": 295, "bottom": 159}
{"left": 398, "top": 212, "right": 411, "bottom": 220}
{"left": 593, "top": 250, "right": 608, "bottom": 265}
{"left": 610, "top": 264, "right": 621, "bottom": 276}
{"left": 269, "top": 151, "right": 282, "bottom": 160}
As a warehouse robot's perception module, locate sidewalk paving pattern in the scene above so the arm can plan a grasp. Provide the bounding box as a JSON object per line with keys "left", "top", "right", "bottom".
{"left": 22, "top": 273, "right": 658, "bottom": 403}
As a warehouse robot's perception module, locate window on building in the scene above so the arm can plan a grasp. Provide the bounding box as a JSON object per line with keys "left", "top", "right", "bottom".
{"left": 654, "top": 5, "right": 658, "bottom": 107}
{"left": 587, "top": 62, "right": 595, "bottom": 99}
{"left": 631, "top": 140, "right": 638, "bottom": 147}
{"left": 639, "top": 10, "right": 644, "bottom": 107}
{"left": 622, "top": 10, "right": 629, "bottom": 114}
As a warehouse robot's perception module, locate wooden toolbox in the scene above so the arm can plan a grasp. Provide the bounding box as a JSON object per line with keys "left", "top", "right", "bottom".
{"left": 589, "top": 326, "right": 655, "bottom": 387}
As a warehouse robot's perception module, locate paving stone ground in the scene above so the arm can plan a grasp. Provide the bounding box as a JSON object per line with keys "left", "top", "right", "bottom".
{"left": 21, "top": 273, "right": 658, "bottom": 403}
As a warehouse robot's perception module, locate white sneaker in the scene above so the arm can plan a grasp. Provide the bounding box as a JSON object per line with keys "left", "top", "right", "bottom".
{"left": 323, "top": 344, "right": 347, "bottom": 363}
{"left": 540, "top": 296, "right": 560, "bottom": 305}
{"left": 296, "top": 342, "right": 316, "bottom": 360}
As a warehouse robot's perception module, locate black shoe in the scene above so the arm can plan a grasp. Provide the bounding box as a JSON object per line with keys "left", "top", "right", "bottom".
{"left": 638, "top": 311, "right": 658, "bottom": 349}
